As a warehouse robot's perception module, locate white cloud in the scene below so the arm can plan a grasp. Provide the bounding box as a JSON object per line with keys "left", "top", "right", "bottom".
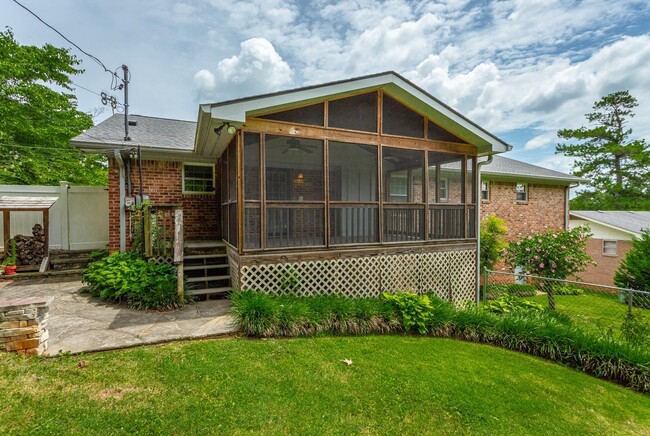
{"left": 197, "top": 38, "right": 293, "bottom": 100}
{"left": 524, "top": 133, "right": 556, "bottom": 151}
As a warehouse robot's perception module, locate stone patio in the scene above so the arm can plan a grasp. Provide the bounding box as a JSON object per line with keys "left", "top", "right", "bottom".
{"left": 0, "top": 277, "right": 236, "bottom": 355}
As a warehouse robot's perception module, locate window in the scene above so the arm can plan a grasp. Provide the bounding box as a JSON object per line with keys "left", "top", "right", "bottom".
{"left": 603, "top": 240, "right": 618, "bottom": 255}
{"left": 439, "top": 179, "right": 448, "bottom": 201}
{"left": 515, "top": 183, "right": 528, "bottom": 202}
{"left": 481, "top": 181, "right": 490, "bottom": 201}
{"left": 183, "top": 164, "right": 214, "bottom": 193}
{"left": 389, "top": 172, "right": 408, "bottom": 202}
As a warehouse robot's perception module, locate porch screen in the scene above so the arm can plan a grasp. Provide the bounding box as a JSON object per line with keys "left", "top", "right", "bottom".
{"left": 329, "top": 141, "right": 378, "bottom": 244}
{"left": 265, "top": 135, "right": 325, "bottom": 248}
{"left": 382, "top": 147, "right": 424, "bottom": 242}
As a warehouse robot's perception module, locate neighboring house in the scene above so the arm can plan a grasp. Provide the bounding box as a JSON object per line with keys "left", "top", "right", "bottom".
{"left": 569, "top": 211, "right": 650, "bottom": 287}
{"left": 480, "top": 156, "right": 586, "bottom": 239}
{"left": 72, "top": 71, "right": 515, "bottom": 302}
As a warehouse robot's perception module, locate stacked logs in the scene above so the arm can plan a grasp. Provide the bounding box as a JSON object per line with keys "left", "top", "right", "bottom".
{"left": 13, "top": 224, "right": 46, "bottom": 266}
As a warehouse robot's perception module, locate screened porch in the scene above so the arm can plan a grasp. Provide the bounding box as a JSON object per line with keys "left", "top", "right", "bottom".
{"left": 220, "top": 134, "right": 477, "bottom": 253}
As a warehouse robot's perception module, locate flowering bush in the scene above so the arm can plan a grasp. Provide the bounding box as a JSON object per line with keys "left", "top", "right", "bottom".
{"left": 503, "top": 226, "right": 593, "bottom": 280}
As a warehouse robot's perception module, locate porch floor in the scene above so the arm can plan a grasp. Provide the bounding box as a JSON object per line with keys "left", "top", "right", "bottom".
{"left": 185, "top": 240, "right": 225, "bottom": 249}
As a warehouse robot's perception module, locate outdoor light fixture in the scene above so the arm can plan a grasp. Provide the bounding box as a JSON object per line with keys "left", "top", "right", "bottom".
{"left": 214, "top": 122, "right": 237, "bottom": 135}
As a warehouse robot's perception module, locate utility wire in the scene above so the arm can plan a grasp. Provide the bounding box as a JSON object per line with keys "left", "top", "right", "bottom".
{"left": 71, "top": 81, "right": 124, "bottom": 107}
{"left": 11, "top": 0, "right": 120, "bottom": 81}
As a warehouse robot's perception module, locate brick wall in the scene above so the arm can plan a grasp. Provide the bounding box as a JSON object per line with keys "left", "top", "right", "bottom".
{"left": 108, "top": 158, "right": 220, "bottom": 252}
{"left": 481, "top": 181, "right": 566, "bottom": 240}
{"left": 581, "top": 238, "right": 632, "bottom": 287}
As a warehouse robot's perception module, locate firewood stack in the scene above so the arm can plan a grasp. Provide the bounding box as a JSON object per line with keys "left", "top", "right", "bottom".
{"left": 13, "top": 224, "right": 46, "bottom": 266}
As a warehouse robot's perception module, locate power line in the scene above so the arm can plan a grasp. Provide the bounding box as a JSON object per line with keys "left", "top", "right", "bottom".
{"left": 11, "top": 0, "right": 119, "bottom": 81}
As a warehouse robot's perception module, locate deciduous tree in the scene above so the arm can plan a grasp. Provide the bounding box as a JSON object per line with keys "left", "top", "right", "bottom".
{"left": 0, "top": 28, "right": 107, "bottom": 185}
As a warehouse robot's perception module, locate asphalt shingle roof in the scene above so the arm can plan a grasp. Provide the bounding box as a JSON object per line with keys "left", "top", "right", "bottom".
{"left": 72, "top": 114, "right": 196, "bottom": 150}
{"left": 570, "top": 211, "right": 650, "bottom": 235}
{"left": 482, "top": 155, "right": 585, "bottom": 183}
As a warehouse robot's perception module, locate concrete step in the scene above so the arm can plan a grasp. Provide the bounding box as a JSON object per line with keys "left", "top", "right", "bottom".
{"left": 187, "top": 275, "right": 230, "bottom": 283}
{"left": 189, "top": 286, "right": 231, "bottom": 296}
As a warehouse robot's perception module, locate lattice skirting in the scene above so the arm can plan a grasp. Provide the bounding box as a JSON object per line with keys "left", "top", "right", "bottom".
{"left": 235, "top": 249, "right": 476, "bottom": 303}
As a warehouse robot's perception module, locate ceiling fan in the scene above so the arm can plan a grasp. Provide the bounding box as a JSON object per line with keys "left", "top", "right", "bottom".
{"left": 281, "top": 138, "right": 317, "bottom": 154}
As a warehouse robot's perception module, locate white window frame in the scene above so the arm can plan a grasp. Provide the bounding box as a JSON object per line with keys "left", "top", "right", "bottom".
{"left": 481, "top": 181, "right": 490, "bottom": 201}
{"left": 389, "top": 172, "right": 408, "bottom": 201}
{"left": 183, "top": 163, "right": 215, "bottom": 194}
{"left": 439, "top": 178, "right": 448, "bottom": 201}
{"left": 602, "top": 240, "right": 618, "bottom": 256}
{"left": 515, "top": 182, "right": 528, "bottom": 202}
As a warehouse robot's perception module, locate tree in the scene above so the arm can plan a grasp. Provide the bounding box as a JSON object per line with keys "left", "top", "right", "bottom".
{"left": 0, "top": 28, "right": 107, "bottom": 185}
{"left": 614, "top": 230, "right": 650, "bottom": 292}
{"left": 503, "top": 226, "right": 593, "bottom": 309}
{"left": 480, "top": 214, "right": 507, "bottom": 272}
{"left": 556, "top": 91, "right": 650, "bottom": 210}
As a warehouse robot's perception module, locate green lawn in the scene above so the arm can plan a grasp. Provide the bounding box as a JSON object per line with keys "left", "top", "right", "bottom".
{"left": 528, "top": 293, "right": 647, "bottom": 334}
{"left": 2, "top": 336, "right": 649, "bottom": 434}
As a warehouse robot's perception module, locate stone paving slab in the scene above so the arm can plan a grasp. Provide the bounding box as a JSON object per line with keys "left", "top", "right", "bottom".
{"left": 0, "top": 277, "right": 237, "bottom": 355}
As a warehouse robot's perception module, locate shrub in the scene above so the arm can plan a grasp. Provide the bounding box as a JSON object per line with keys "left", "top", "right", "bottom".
{"left": 552, "top": 284, "right": 584, "bottom": 296}
{"left": 382, "top": 292, "right": 433, "bottom": 334}
{"left": 82, "top": 252, "right": 189, "bottom": 310}
{"left": 480, "top": 214, "right": 507, "bottom": 272}
{"left": 504, "top": 226, "right": 592, "bottom": 280}
{"left": 614, "top": 229, "right": 650, "bottom": 292}
{"left": 487, "top": 283, "right": 538, "bottom": 297}
{"left": 620, "top": 311, "right": 650, "bottom": 348}
{"left": 482, "top": 294, "right": 544, "bottom": 314}
{"left": 88, "top": 249, "right": 109, "bottom": 263}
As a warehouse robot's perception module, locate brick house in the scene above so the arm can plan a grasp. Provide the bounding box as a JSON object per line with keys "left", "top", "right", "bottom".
{"left": 569, "top": 211, "right": 650, "bottom": 286}
{"left": 479, "top": 155, "right": 585, "bottom": 239}
{"left": 73, "top": 72, "right": 583, "bottom": 301}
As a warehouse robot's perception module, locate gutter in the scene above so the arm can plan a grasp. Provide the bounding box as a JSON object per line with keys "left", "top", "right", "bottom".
{"left": 565, "top": 183, "right": 579, "bottom": 230}
{"left": 476, "top": 154, "right": 494, "bottom": 305}
{"left": 113, "top": 150, "right": 127, "bottom": 252}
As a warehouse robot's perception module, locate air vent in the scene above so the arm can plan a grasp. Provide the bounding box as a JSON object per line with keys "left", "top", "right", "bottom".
{"left": 128, "top": 120, "right": 138, "bottom": 126}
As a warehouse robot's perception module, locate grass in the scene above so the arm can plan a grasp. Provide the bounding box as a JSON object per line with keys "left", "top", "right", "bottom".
{"left": 1, "top": 336, "right": 649, "bottom": 434}
{"left": 527, "top": 292, "right": 646, "bottom": 335}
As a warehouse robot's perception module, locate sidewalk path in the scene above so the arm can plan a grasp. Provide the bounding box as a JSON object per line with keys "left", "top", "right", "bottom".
{"left": 0, "top": 277, "right": 237, "bottom": 355}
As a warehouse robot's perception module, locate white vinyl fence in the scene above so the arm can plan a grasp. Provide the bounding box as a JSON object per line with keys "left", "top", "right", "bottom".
{"left": 0, "top": 182, "right": 108, "bottom": 251}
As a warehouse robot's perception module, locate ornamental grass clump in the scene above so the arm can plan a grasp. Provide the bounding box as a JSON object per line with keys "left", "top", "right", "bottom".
{"left": 231, "top": 291, "right": 650, "bottom": 392}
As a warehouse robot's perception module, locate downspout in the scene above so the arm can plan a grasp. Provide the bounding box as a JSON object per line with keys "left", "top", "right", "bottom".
{"left": 565, "top": 183, "right": 579, "bottom": 230}
{"left": 475, "top": 154, "right": 494, "bottom": 305}
{"left": 113, "top": 150, "right": 126, "bottom": 252}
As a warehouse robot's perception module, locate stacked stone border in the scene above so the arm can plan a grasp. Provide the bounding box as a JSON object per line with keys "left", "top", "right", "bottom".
{"left": 0, "top": 296, "right": 52, "bottom": 356}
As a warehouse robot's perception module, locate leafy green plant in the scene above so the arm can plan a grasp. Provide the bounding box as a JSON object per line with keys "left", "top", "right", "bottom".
{"left": 82, "top": 252, "right": 189, "bottom": 310}
{"left": 552, "top": 284, "right": 584, "bottom": 296}
{"left": 480, "top": 214, "right": 507, "bottom": 272}
{"left": 614, "top": 229, "right": 650, "bottom": 292}
{"left": 487, "top": 283, "right": 538, "bottom": 297}
{"left": 482, "top": 294, "right": 544, "bottom": 314}
{"left": 88, "top": 249, "right": 109, "bottom": 264}
{"left": 2, "top": 239, "right": 17, "bottom": 266}
{"left": 620, "top": 311, "right": 650, "bottom": 347}
{"left": 382, "top": 292, "right": 434, "bottom": 334}
{"left": 280, "top": 268, "right": 301, "bottom": 295}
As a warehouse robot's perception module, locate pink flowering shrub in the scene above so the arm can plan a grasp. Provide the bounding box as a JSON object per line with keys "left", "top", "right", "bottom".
{"left": 503, "top": 226, "right": 593, "bottom": 280}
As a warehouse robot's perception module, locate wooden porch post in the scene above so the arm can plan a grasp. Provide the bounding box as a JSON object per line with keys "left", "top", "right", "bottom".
{"left": 173, "top": 209, "right": 184, "bottom": 300}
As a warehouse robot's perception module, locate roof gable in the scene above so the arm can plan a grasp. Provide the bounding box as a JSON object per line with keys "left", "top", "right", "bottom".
{"left": 196, "top": 71, "right": 511, "bottom": 158}
{"left": 570, "top": 211, "right": 650, "bottom": 236}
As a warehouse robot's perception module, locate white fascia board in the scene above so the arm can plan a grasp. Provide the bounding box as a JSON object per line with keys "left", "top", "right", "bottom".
{"left": 483, "top": 172, "right": 586, "bottom": 185}
{"left": 569, "top": 212, "right": 640, "bottom": 238}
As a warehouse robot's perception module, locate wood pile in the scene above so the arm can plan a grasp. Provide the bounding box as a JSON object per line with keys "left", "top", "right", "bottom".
{"left": 13, "top": 224, "right": 46, "bottom": 266}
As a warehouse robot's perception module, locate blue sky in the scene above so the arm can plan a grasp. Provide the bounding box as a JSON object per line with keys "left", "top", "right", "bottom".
{"left": 3, "top": 0, "right": 650, "bottom": 175}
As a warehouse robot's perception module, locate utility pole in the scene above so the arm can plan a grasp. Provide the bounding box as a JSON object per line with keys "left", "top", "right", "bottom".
{"left": 122, "top": 64, "right": 130, "bottom": 141}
